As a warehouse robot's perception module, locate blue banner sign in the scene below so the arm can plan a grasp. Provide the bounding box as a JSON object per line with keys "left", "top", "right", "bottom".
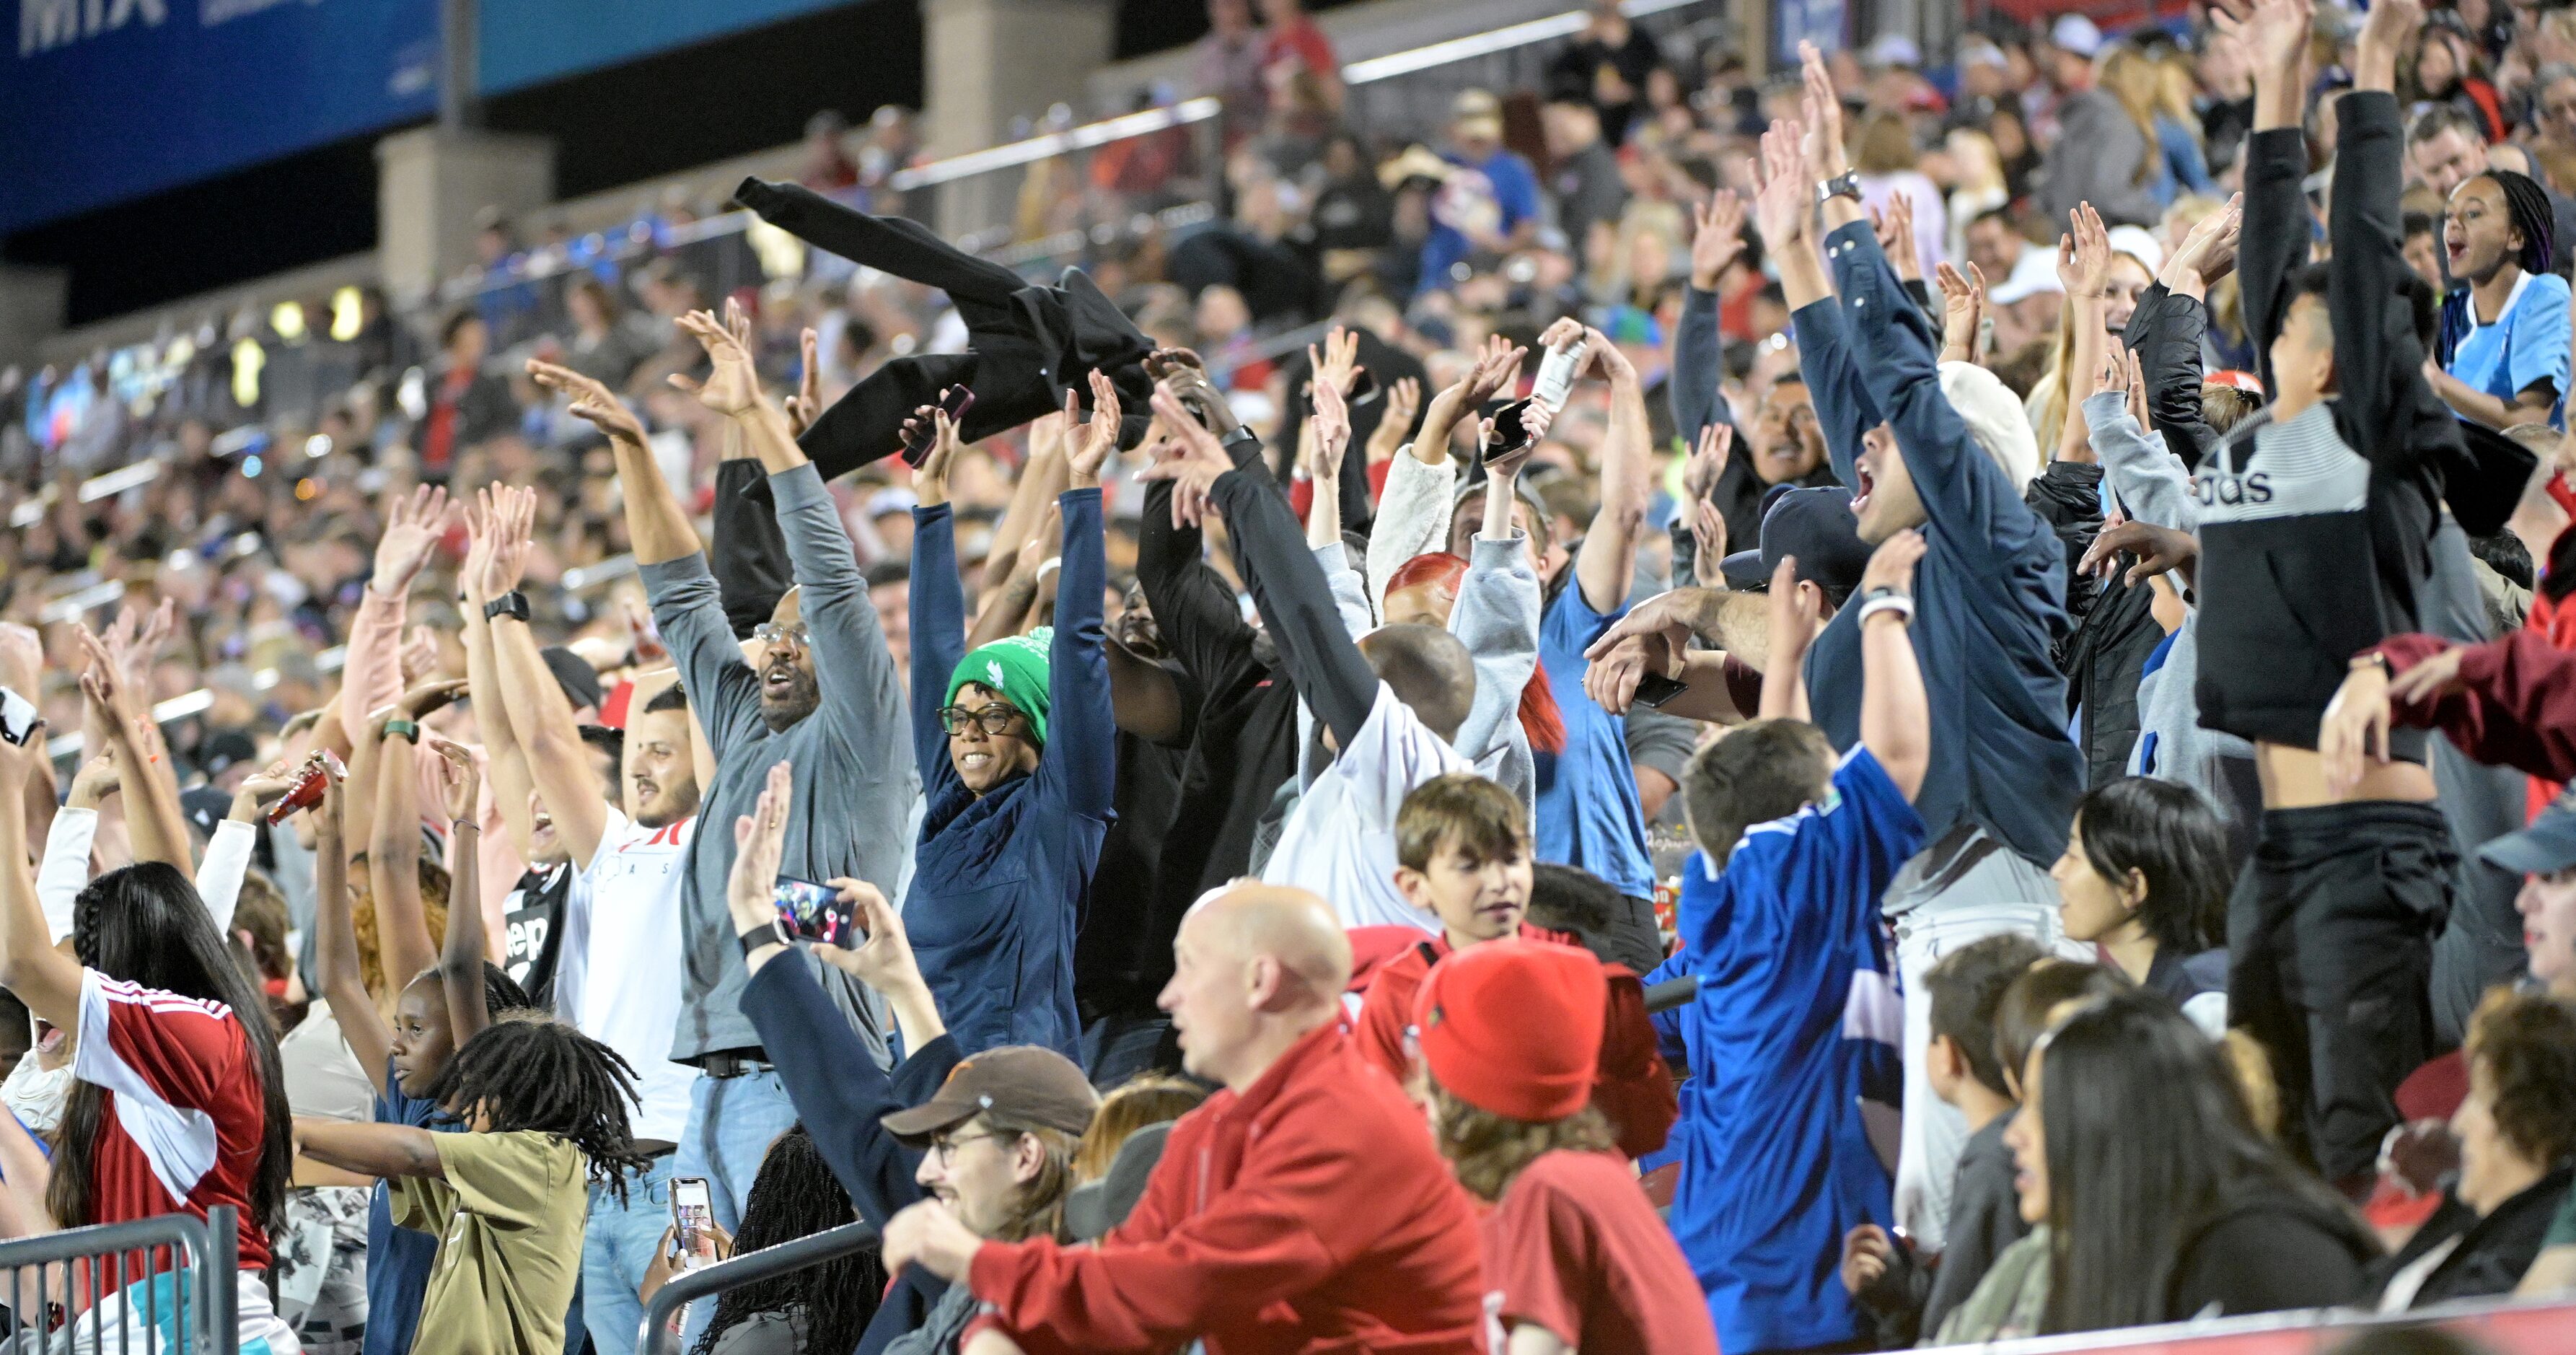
{"left": 2, "top": 0, "right": 440, "bottom": 234}
{"left": 476, "top": 0, "right": 856, "bottom": 96}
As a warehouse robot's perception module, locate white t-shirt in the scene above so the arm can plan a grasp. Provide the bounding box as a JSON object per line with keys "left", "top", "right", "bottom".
{"left": 1260, "top": 683, "right": 1467, "bottom": 933}
{"left": 571, "top": 807, "right": 703, "bottom": 1144}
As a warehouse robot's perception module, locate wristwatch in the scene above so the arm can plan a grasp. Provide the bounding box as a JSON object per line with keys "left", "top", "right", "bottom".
{"left": 1220, "top": 426, "right": 1262, "bottom": 467}
{"left": 739, "top": 925, "right": 780, "bottom": 959}
{"left": 483, "top": 590, "right": 530, "bottom": 624}
{"left": 1816, "top": 170, "right": 1863, "bottom": 206}
{"left": 1855, "top": 586, "right": 1915, "bottom": 626}
{"left": 382, "top": 718, "right": 421, "bottom": 744}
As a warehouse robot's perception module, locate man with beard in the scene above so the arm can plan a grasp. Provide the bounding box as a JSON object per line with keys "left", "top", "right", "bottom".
{"left": 529, "top": 311, "right": 915, "bottom": 1238}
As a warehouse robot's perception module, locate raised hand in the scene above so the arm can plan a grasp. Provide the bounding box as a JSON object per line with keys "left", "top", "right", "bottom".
{"left": 2058, "top": 202, "right": 2113, "bottom": 299}
{"left": 2078, "top": 518, "right": 2199, "bottom": 587}
{"left": 372, "top": 483, "right": 453, "bottom": 598}
{"left": 669, "top": 309, "right": 762, "bottom": 416}
{"left": 527, "top": 360, "right": 648, "bottom": 444}
{"left": 1309, "top": 347, "right": 1353, "bottom": 482}
{"left": 480, "top": 485, "right": 537, "bottom": 601}
{"left": 2355, "top": 0, "right": 2417, "bottom": 91}
{"left": 1798, "top": 41, "right": 1849, "bottom": 182}
{"left": 785, "top": 328, "right": 825, "bottom": 437}
{"left": 1690, "top": 189, "right": 1749, "bottom": 291}
{"left": 902, "top": 394, "right": 967, "bottom": 508}
{"left": 1136, "top": 390, "right": 1235, "bottom": 528}
{"left": 68, "top": 752, "right": 119, "bottom": 810}
{"left": 1751, "top": 118, "right": 1811, "bottom": 253}
{"left": 1933, "top": 260, "right": 1989, "bottom": 362}
{"left": 397, "top": 676, "right": 471, "bottom": 721}
{"left": 1310, "top": 325, "right": 1362, "bottom": 400}
{"left": 1872, "top": 192, "right": 1922, "bottom": 282}
{"left": 725, "top": 761, "right": 794, "bottom": 939}
{"left": 1365, "top": 375, "right": 1421, "bottom": 465}
{"left": 425, "top": 737, "right": 481, "bottom": 823}
{"left": 2212, "top": 0, "right": 2313, "bottom": 85}
{"left": 1068, "top": 370, "right": 1120, "bottom": 487}
{"left": 2164, "top": 193, "right": 2244, "bottom": 289}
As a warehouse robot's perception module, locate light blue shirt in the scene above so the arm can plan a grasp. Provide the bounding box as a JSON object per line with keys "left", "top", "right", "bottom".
{"left": 2448, "top": 269, "right": 2571, "bottom": 429}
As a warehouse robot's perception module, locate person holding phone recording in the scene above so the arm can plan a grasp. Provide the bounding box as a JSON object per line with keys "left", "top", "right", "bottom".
{"left": 902, "top": 374, "right": 1119, "bottom": 1059}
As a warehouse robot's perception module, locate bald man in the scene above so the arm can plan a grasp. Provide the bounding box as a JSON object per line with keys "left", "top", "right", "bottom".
{"left": 882, "top": 885, "right": 1486, "bottom": 1355}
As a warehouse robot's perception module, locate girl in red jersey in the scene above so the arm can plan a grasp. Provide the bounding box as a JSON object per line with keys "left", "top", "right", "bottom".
{"left": 0, "top": 722, "right": 298, "bottom": 1354}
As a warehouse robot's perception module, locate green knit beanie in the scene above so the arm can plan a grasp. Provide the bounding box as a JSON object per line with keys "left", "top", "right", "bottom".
{"left": 944, "top": 627, "right": 1053, "bottom": 745}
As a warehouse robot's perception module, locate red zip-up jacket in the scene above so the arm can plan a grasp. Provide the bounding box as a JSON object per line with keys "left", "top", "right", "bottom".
{"left": 2370, "top": 628, "right": 2576, "bottom": 781}
{"left": 963, "top": 1022, "right": 1485, "bottom": 1354}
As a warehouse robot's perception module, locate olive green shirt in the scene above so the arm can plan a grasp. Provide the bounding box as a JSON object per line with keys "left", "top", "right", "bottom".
{"left": 392, "top": 1131, "right": 588, "bottom": 1355}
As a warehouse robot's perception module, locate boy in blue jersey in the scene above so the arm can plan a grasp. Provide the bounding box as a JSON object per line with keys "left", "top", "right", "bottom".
{"left": 1654, "top": 527, "right": 1933, "bottom": 1355}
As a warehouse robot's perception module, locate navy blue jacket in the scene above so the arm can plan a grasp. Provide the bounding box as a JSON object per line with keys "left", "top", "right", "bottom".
{"left": 906, "top": 488, "right": 1116, "bottom": 1057}
{"left": 741, "top": 955, "right": 962, "bottom": 1355}
{"left": 1795, "top": 222, "right": 2084, "bottom": 868}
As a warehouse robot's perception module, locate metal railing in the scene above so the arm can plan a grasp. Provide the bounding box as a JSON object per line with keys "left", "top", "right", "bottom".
{"left": 636, "top": 1221, "right": 879, "bottom": 1355}
{"left": 0, "top": 1209, "right": 237, "bottom": 1355}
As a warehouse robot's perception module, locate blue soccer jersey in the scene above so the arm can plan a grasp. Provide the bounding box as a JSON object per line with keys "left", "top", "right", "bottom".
{"left": 1663, "top": 745, "right": 1925, "bottom": 1354}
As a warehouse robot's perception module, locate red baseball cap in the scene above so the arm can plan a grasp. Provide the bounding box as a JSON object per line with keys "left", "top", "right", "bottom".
{"left": 1414, "top": 939, "right": 1604, "bottom": 1122}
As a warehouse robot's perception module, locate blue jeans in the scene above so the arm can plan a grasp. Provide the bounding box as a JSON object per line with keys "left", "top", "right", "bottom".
{"left": 673, "top": 1069, "right": 799, "bottom": 1232}
{"left": 582, "top": 1154, "right": 678, "bottom": 1355}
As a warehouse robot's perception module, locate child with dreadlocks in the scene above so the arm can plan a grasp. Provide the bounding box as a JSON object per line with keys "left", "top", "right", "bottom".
{"left": 299, "top": 747, "right": 638, "bottom": 1355}
{"left": 2430, "top": 164, "right": 2569, "bottom": 430}
{"left": 309, "top": 732, "right": 533, "bottom": 1355}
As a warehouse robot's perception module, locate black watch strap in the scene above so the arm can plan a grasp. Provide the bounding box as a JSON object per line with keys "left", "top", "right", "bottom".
{"left": 1221, "top": 427, "right": 1262, "bottom": 468}
{"left": 738, "top": 926, "right": 777, "bottom": 959}
{"left": 483, "top": 591, "right": 529, "bottom": 623}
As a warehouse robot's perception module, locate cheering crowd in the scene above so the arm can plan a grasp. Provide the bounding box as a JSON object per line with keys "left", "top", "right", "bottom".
{"left": 25, "top": 0, "right": 2576, "bottom": 1351}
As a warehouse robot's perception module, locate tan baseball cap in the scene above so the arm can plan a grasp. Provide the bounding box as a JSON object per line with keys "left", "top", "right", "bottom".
{"left": 880, "top": 1046, "right": 1100, "bottom": 1142}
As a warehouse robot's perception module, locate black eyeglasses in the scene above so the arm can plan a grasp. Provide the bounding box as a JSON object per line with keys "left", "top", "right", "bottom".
{"left": 937, "top": 704, "right": 1021, "bottom": 736}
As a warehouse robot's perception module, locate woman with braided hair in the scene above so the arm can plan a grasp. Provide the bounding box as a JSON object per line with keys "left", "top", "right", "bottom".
{"left": 2431, "top": 166, "right": 2570, "bottom": 430}
{"left": 296, "top": 1016, "right": 651, "bottom": 1355}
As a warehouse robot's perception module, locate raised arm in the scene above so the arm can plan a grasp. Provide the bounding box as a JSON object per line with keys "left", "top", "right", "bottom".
{"left": 368, "top": 716, "right": 438, "bottom": 998}
{"left": 75, "top": 631, "right": 188, "bottom": 875}
{"left": 1041, "top": 372, "right": 1120, "bottom": 820}
{"left": 457, "top": 494, "right": 541, "bottom": 864}
{"left": 341, "top": 486, "right": 449, "bottom": 745}
{"left": 1568, "top": 323, "right": 1653, "bottom": 615}
{"left": 1450, "top": 439, "right": 1544, "bottom": 767}
{"left": 1855, "top": 532, "right": 1932, "bottom": 802}
{"left": 1303, "top": 333, "right": 1359, "bottom": 551}
{"left": 2218, "top": 0, "right": 2316, "bottom": 393}
{"left": 1751, "top": 117, "right": 1874, "bottom": 487}
{"left": 1368, "top": 341, "right": 1518, "bottom": 609}
{"left": 909, "top": 404, "right": 972, "bottom": 796}
{"left": 1759, "top": 558, "right": 1818, "bottom": 723}
{"left": 309, "top": 779, "right": 394, "bottom": 1078}
{"left": 483, "top": 490, "right": 611, "bottom": 870}
{"left": 1148, "top": 390, "right": 1381, "bottom": 750}
{"left": 0, "top": 726, "right": 82, "bottom": 1031}
{"left": 2332, "top": 0, "right": 2437, "bottom": 457}
{"left": 425, "top": 740, "right": 491, "bottom": 1047}
{"left": 2053, "top": 203, "right": 2116, "bottom": 465}
{"left": 2085, "top": 348, "right": 2199, "bottom": 531}
{"left": 984, "top": 416, "right": 1073, "bottom": 595}
{"left": 534, "top": 358, "right": 765, "bottom": 757}
{"left": 1674, "top": 191, "right": 1751, "bottom": 444}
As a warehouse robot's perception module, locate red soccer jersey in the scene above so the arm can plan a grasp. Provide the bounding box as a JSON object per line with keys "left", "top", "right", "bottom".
{"left": 1482, "top": 1150, "right": 1720, "bottom": 1355}
{"left": 74, "top": 970, "right": 274, "bottom": 1271}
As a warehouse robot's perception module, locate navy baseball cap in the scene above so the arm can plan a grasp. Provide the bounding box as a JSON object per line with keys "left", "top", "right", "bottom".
{"left": 1720, "top": 485, "right": 1873, "bottom": 595}
{"left": 2480, "top": 795, "right": 2576, "bottom": 877}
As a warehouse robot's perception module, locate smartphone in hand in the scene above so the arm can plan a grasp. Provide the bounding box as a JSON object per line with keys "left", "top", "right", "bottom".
{"left": 900, "top": 387, "right": 977, "bottom": 468}
{"left": 671, "top": 1176, "right": 716, "bottom": 1269}
{"left": 772, "top": 877, "right": 857, "bottom": 947}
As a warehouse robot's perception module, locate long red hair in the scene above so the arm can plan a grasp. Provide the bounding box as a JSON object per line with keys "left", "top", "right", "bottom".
{"left": 1385, "top": 552, "right": 1568, "bottom": 755}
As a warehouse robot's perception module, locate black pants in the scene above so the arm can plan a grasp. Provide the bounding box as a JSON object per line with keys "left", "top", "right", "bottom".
{"left": 2227, "top": 800, "right": 2454, "bottom": 1185}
